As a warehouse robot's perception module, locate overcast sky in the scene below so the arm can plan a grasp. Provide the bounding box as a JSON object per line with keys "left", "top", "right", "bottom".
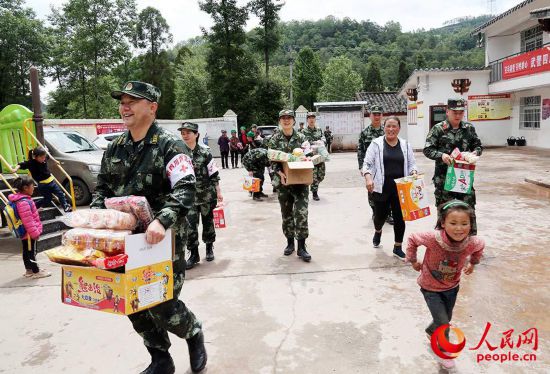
{"left": 27, "top": 0, "right": 522, "bottom": 44}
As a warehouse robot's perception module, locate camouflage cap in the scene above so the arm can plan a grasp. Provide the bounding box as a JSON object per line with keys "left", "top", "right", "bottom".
{"left": 177, "top": 122, "right": 199, "bottom": 132}
{"left": 278, "top": 109, "right": 295, "bottom": 118}
{"left": 306, "top": 112, "right": 317, "bottom": 118}
{"left": 111, "top": 81, "right": 161, "bottom": 102}
{"left": 370, "top": 105, "right": 383, "bottom": 114}
{"left": 246, "top": 131, "right": 254, "bottom": 137}
{"left": 231, "top": 129, "right": 237, "bottom": 133}
{"left": 448, "top": 98, "right": 466, "bottom": 111}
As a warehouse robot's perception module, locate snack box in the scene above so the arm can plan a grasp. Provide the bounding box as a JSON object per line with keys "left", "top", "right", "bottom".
{"left": 61, "top": 230, "right": 174, "bottom": 315}
{"left": 282, "top": 161, "right": 314, "bottom": 185}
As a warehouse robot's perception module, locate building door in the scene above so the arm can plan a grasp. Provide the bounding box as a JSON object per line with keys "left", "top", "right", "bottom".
{"left": 430, "top": 105, "right": 447, "bottom": 129}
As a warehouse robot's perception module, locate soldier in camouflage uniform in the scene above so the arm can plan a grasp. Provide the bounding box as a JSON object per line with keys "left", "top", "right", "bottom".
{"left": 178, "top": 122, "right": 223, "bottom": 270}
{"left": 242, "top": 148, "right": 270, "bottom": 201}
{"left": 423, "top": 98, "right": 482, "bottom": 234}
{"left": 268, "top": 109, "right": 312, "bottom": 262}
{"left": 357, "top": 105, "right": 389, "bottom": 221}
{"left": 302, "top": 112, "right": 326, "bottom": 201}
{"left": 91, "top": 81, "right": 207, "bottom": 374}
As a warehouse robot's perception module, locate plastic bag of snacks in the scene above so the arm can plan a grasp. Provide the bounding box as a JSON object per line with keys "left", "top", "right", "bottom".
{"left": 44, "top": 246, "right": 106, "bottom": 266}
{"left": 62, "top": 228, "right": 131, "bottom": 255}
{"left": 63, "top": 209, "right": 137, "bottom": 230}
{"left": 267, "top": 149, "right": 300, "bottom": 162}
{"left": 91, "top": 254, "right": 129, "bottom": 270}
{"left": 105, "top": 196, "right": 154, "bottom": 230}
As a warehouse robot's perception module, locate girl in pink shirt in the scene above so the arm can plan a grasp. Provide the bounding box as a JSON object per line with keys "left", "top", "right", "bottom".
{"left": 8, "top": 176, "right": 50, "bottom": 279}
{"left": 406, "top": 200, "right": 484, "bottom": 369}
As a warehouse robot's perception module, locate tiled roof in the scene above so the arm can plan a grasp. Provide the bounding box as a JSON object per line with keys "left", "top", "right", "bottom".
{"left": 472, "top": 0, "right": 536, "bottom": 33}
{"left": 354, "top": 92, "right": 407, "bottom": 114}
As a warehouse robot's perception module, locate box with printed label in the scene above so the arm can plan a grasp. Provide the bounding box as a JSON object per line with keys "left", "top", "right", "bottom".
{"left": 395, "top": 175, "right": 431, "bottom": 221}
{"left": 61, "top": 230, "right": 174, "bottom": 315}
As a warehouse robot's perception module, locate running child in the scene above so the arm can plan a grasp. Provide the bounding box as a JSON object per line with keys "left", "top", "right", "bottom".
{"left": 406, "top": 200, "right": 484, "bottom": 370}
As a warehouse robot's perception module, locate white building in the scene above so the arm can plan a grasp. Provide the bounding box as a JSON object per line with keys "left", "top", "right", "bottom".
{"left": 399, "top": 0, "right": 550, "bottom": 149}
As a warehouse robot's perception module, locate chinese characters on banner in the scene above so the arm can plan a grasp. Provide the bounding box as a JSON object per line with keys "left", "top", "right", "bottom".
{"left": 467, "top": 94, "right": 512, "bottom": 121}
{"left": 96, "top": 123, "right": 126, "bottom": 135}
{"left": 502, "top": 46, "right": 550, "bottom": 80}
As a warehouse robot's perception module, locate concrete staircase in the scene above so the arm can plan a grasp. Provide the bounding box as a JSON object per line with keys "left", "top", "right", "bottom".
{"left": 0, "top": 174, "right": 69, "bottom": 252}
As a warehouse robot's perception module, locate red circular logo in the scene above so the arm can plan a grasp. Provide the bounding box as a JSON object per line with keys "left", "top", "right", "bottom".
{"left": 430, "top": 324, "right": 466, "bottom": 359}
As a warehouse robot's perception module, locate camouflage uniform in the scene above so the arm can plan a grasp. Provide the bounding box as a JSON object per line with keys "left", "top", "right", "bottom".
{"left": 91, "top": 122, "right": 202, "bottom": 351}
{"left": 268, "top": 129, "right": 309, "bottom": 240}
{"left": 357, "top": 125, "right": 384, "bottom": 209}
{"left": 302, "top": 126, "right": 326, "bottom": 193}
{"left": 423, "top": 119, "right": 483, "bottom": 234}
{"left": 187, "top": 144, "right": 220, "bottom": 251}
{"left": 242, "top": 148, "right": 270, "bottom": 197}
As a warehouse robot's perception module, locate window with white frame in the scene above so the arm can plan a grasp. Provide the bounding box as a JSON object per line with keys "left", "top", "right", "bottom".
{"left": 521, "top": 25, "right": 543, "bottom": 53}
{"left": 519, "top": 96, "right": 541, "bottom": 129}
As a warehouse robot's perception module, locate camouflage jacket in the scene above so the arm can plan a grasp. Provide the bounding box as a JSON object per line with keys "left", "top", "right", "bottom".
{"left": 90, "top": 122, "right": 196, "bottom": 230}
{"left": 267, "top": 129, "right": 306, "bottom": 175}
{"left": 190, "top": 144, "right": 220, "bottom": 205}
{"left": 423, "top": 119, "right": 483, "bottom": 177}
{"left": 357, "top": 125, "right": 384, "bottom": 169}
{"left": 242, "top": 148, "right": 269, "bottom": 174}
{"left": 324, "top": 130, "right": 333, "bottom": 142}
{"left": 302, "top": 126, "right": 324, "bottom": 144}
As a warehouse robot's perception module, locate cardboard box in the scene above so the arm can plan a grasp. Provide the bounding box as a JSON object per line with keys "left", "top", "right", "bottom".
{"left": 243, "top": 176, "right": 261, "bottom": 192}
{"left": 395, "top": 175, "right": 431, "bottom": 221}
{"left": 282, "top": 161, "right": 314, "bottom": 185}
{"left": 61, "top": 230, "right": 174, "bottom": 315}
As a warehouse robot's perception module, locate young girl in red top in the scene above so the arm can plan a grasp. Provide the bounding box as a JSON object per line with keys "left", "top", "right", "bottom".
{"left": 406, "top": 200, "right": 484, "bottom": 369}
{"left": 8, "top": 176, "right": 51, "bottom": 279}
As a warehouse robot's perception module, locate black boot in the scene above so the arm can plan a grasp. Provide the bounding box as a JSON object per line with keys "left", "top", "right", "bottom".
{"left": 186, "top": 247, "right": 200, "bottom": 270}
{"left": 297, "top": 239, "right": 311, "bottom": 262}
{"left": 312, "top": 191, "right": 320, "bottom": 201}
{"left": 186, "top": 331, "right": 207, "bottom": 373}
{"left": 140, "top": 347, "right": 175, "bottom": 374}
{"left": 205, "top": 243, "right": 214, "bottom": 262}
{"left": 283, "top": 237, "right": 295, "bottom": 256}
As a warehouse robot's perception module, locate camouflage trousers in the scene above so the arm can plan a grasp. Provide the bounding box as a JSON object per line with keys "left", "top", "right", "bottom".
{"left": 128, "top": 227, "right": 202, "bottom": 352}
{"left": 310, "top": 162, "right": 326, "bottom": 193}
{"left": 277, "top": 184, "right": 309, "bottom": 240}
{"left": 186, "top": 201, "right": 217, "bottom": 249}
{"left": 434, "top": 180, "right": 477, "bottom": 235}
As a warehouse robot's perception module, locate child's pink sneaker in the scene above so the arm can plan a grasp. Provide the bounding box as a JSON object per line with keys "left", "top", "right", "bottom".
{"left": 438, "top": 357, "right": 456, "bottom": 370}
{"left": 23, "top": 270, "right": 33, "bottom": 278}
{"left": 32, "top": 270, "right": 51, "bottom": 279}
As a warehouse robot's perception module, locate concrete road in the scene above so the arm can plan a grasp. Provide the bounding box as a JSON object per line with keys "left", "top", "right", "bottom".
{"left": 0, "top": 148, "right": 548, "bottom": 373}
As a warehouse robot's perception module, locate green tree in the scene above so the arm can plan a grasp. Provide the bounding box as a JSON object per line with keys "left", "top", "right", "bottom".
{"left": 248, "top": 0, "right": 283, "bottom": 79}
{"left": 0, "top": 0, "right": 49, "bottom": 109}
{"left": 415, "top": 52, "right": 426, "bottom": 69}
{"left": 396, "top": 59, "right": 410, "bottom": 89}
{"left": 200, "top": 0, "right": 259, "bottom": 125}
{"left": 134, "top": 7, "right": 175, "bottom": 118}
{"left": 174, "top": 45, "right": 210, "bottom": 119}
{"left": 293, "top": 47, "right": 323, "bottom": 110}
{"left": 364, "top": 59, "right": 383, "bottom": 92}
{"left": 48, "top": 0, "right": 136, "bottom": 118}
{"left": 319, "top": 56, "right": 362, "bottom": 101}
{"left": 253, "top": 79, "right": 283, "bottom": 125}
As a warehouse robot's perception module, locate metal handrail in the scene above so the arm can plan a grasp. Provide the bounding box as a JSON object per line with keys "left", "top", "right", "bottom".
{"left": 22, "top": 119, "right": 77, "bottom": 210}
{"left": 488, "top": 42, "right": 550, "bottom": 65}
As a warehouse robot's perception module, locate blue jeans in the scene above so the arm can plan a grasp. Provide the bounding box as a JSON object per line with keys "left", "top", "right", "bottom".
{"left": 37, "top": 181, "right": 68, "bottom": 209}
{"left": 421, "top": 286, "right": 459, "bottom": 338}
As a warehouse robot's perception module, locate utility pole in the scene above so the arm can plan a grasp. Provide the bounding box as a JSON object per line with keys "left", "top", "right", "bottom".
{"left": 289, "top": 59, "right": 294, "bottom": 111}
{"left": 30, "top": 67, "right": 44, "bottom": 144}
